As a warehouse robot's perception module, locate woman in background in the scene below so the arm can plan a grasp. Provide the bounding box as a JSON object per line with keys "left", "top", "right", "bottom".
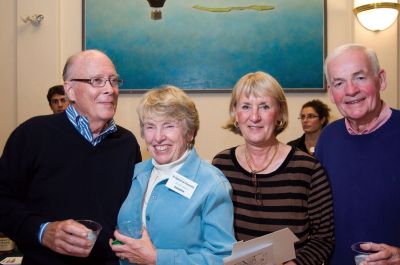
{"left": 287, "top": 99, "right": 331, "bottom": 155}
{"left": 212, "top": 72, "right": 334, "bottom": 265}
{"left": 111, "top": 85, "right": 235, "bottom": 265}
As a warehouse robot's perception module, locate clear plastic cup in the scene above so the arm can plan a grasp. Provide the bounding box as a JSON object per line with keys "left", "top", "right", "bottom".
{"left": 119, "top": 220, "right": 142, "bottom": 239}
{"left": 351, "top": 242, "right": 378, "bottom": 265}
{"left": 76, "top": 219, "right": 102, "bottom": 243}
{"left": 111, "top": 220, "right": 143, "bottom": 245}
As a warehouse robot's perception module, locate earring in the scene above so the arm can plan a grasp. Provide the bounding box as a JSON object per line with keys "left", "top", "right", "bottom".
{"left": 277, "top": 120, "right": 283, "bottom": 127}
{"left": 234, "top": 121, "right": 239, "bottom": 128}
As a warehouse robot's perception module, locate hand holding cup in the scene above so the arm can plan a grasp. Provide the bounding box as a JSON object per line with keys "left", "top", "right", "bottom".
{"left": 41, "top": 219, "right": 102, "bottom": 257}
{"left": 76, "top": 219, "right": 102, "bottom": 250}
{"left": 351, "top": 242, "right": 378, "bottom": 265}
{"left": 112, "top": 220, "right": 142, "bottom": 245}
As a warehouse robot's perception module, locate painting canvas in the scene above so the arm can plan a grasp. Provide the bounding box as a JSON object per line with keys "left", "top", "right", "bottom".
{"left": 83, "top": 0, "right": 325, "bottom": 92}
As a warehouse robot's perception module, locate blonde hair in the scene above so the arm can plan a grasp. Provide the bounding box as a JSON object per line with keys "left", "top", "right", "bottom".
{"left": 224, "top": 71, "right": 288, "bottom": 136}
{"left": 137, "top": 85, "right": 200, "bottom": 148}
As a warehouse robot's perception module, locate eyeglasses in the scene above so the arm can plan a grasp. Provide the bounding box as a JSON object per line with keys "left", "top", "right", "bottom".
{"left": 298, "top": 114, "right": 319, "bottom": 121}
{"left": 70, "top": 77, "right": 123, "bottom": 87}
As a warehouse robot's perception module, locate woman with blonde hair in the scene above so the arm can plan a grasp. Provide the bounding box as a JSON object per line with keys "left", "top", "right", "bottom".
{"left": 212, "top": 71, "right": 334, "bottom": 265}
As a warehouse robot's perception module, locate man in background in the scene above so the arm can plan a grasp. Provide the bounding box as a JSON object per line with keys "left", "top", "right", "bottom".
{"left": 316, "top": 43, "right": 400, "bottom": 265}
{"left": 47, "top": 85, "right": 69, "bottom": 113}
{"left": 0, "top": 50, "right": 141, "bottom": 265}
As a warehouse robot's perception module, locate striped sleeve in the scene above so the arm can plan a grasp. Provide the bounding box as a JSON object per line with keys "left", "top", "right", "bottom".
{"left": 213, "top": 148, "right": 334, "bottom": 265}
{"left": 294, "top": 153, "right": 334, "bottom": 265}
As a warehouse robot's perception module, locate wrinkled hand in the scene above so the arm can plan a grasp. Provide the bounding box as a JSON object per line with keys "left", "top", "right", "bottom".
{"left": 110, "top": 227, "right": 157, "bottom": 265}
{"left": 41, "top": 219, "right": 95, "bottom": 257}
{"left": 360, "top": 242, "right": 400, "bottom": 265}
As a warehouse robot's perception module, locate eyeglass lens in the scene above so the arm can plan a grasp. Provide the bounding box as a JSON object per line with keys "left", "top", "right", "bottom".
{"left": 299, "top": 114, "right": 319, "bottom": 120}
{"left": 92, "top": 77, "right": 122, "bottom": 87}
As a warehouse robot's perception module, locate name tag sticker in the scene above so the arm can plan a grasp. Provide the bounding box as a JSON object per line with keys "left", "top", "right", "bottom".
{"left": 166, "top": 173, "right": 198, "bottom": 199}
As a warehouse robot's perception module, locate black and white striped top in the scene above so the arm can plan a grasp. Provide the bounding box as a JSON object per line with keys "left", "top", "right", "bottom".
{"left": 212, "top": 146, "right": 334, "bottom": 265}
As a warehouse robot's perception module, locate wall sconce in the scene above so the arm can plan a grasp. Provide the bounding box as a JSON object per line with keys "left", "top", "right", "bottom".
{"left": 21, "top": 14, "right": 44, "bottom": 26}
{"left": 353, "top": 0, "right": 400, "bottom": 31}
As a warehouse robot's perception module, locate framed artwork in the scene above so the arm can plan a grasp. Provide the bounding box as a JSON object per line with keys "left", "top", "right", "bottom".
{"left": 83, "top": 0, "right": 326, "bottom": 92}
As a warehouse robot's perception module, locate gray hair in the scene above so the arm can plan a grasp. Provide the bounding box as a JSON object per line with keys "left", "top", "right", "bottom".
{"left": 324, "top": 44, "right": 380, "bottom": 85}
{"left": 62, "top": 49, "right": 111, "bottom": 81}
{"left": 137, "top": 85, "right": 200, "bottom": 149}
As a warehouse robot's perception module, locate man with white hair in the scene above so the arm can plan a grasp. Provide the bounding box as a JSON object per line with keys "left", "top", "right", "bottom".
{"left": 0, "top": 50, "right": 141, "bottom": 265}
{"left": 316, "top": 44, "right": 400, "bottom": 265}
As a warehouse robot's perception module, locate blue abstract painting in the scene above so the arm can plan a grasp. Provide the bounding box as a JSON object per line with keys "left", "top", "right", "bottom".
{"left": 84, "top": 0, "right": 325, "bottom": 91}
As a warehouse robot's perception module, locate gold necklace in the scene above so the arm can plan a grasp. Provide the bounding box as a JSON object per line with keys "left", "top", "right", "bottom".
{"left": 244, "top": 143, "right": 279, "bottom": 187}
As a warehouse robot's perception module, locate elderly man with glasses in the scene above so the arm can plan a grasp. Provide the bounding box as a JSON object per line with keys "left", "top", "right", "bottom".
{"left": 0, "top": 50, "right": 142, "bottom": 265}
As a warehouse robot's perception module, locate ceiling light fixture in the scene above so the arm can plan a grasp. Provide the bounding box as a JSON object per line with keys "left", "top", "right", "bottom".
{"left": 353, "top": 0, "right": 400, "bottom": 31}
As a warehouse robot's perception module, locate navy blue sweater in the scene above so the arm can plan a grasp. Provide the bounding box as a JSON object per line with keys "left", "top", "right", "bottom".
{"left": 0, "top": 113, "right": 141, "bottom": 265}
{"left": 315, "top": 109, "right": 400, "bottom": 265}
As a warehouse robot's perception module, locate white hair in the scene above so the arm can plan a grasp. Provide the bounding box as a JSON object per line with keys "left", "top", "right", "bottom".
{"left": 324, "top": 43, "right": 380, "bottom": 85}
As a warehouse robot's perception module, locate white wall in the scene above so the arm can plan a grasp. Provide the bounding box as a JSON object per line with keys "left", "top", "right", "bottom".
{"left": 0, "top": 0, "right": 399, "bottom": 160}
{"left": 0, "top": 0, "right": 17, "bottom": 152}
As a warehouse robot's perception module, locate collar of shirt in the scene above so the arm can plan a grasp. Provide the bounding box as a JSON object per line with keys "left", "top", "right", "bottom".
{"left": 142, "top": 149, "right": 191, "bottom": 226}
{"left": 345, "top": 101, "right": 392, "bottom": 135}
{"left": 65, "top": 105, "right": 117, "bottom": 146}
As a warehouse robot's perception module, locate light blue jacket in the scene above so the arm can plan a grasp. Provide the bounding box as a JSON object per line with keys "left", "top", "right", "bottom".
{"left": 118, "top": 148, "right": 236, "bottom": 265}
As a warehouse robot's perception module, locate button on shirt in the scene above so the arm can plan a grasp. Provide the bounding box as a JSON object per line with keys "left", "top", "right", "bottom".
{"left": 65, "top": 105, "right": 117, "bottom": 146}
{"left": 142, "top": 150, "right": 189, "bottom": 226}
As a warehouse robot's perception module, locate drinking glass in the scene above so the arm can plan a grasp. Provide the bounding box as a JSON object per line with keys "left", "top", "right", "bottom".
{"left": 119, "top": 220, "right": 142, "bottom": 239}
{"left": 112, "top": 219, "right": 142, "bottom": 245}
{"left": 351, "top": 242, "right": 377, "bottom": 265}
{"left": 76, "top": 219, "right": 102, "bottom": 246}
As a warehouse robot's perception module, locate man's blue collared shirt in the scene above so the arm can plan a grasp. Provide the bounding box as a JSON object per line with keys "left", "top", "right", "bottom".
{"left": 65, "top": 105, "right": 117, "bottom": 146}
